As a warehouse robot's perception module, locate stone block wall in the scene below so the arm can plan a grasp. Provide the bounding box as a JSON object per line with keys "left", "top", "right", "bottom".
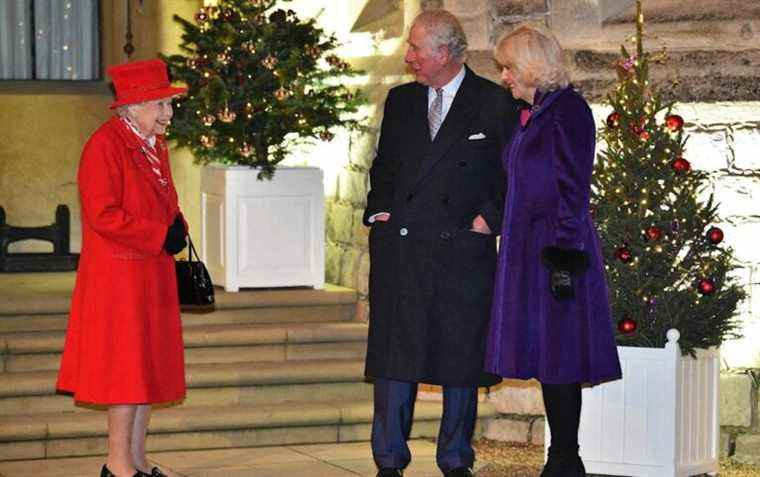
{"left": 721, "top": 372, "right": 760, "bottom": 464}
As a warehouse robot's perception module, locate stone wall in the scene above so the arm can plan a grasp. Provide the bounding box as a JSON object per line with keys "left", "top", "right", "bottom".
{"left": 721, "top": 371, "right": 760, "bottom": 465}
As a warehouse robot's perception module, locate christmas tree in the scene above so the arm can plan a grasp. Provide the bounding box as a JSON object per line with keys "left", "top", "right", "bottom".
{"left": 591, "top": 0, "right": 745, "bottom": 355}
{"left": 164, "top": 0, "right": 365, "bottom": 179}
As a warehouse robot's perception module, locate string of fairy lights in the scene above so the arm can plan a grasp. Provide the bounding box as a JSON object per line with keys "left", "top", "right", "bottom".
{"left": 164, "top": 0, "right": 364, "bottom": 178}
{"left": 590, "top": 0, "right": 743, "bottom": 351}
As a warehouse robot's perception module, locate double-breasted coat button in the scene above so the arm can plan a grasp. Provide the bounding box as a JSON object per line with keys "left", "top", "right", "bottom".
{"left": 440, "top": 231, "right": 451, "bottom": 240}
{"left": 399, "top": 227, "right": 408, "bottom": 236}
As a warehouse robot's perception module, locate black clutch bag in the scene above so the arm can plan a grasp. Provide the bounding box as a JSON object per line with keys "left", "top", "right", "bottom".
{"left": 175, "top": 235, "right": 215, "bottom": 306}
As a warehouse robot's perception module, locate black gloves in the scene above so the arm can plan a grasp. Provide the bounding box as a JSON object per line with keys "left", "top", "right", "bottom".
{"left": 164, "top": 214, "right": 187, "bottom": 255}
{"left": 541, "top": 246, "right": 589, "bottom": 300}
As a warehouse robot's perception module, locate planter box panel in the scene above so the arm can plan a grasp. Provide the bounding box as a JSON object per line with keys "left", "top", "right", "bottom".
{"left": 200, "top": 166, "right": 325, "bottom": 292}
{"left": 238, "top": 196, "right": 314, "bottom": 281}
{"left": 201, "top": 192, "right": 225, "bottom": 278}
{"left": 678, "top": 350, "right": 719, "bottom": 469}
{"left": 549, "top": 335, "right": 719, "bottom": 477}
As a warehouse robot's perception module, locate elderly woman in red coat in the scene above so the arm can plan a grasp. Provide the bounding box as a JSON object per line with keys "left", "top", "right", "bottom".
{"left": 484, "top": 25, "right": 622, "bottom": 477}
{"left": 57, "top": 59, "right": 188, "bottom": 477}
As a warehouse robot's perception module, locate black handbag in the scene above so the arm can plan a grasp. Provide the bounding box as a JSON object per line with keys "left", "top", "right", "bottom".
{"left": 175, "top": 235, "right": 215, "bottom": 306}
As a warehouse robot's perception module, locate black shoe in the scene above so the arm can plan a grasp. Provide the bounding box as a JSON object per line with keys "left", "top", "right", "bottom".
{"left": 144, "top": 468, "right": 167, "bottom": 477}
{"left": 100, "top": 465, "right": 142, "bottom": 477}
{"left": 540, "top": 447, "right": 586, "bottom": 477}
{"left": 377, "top": 469, "right": 403, "bottom": 477}
{"left": 136, "top": 468, "right": 167, "bottom": 477}
{"left": 444, "top": 467, "right": 473, "bottom": 477}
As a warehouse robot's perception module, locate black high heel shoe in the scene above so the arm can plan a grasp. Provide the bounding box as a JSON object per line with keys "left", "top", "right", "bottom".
{"left": 100, "top": 464, "right": 142, "bottom": 477}
{"left": 135, "top": 467, "right": 168, "bottom": 477}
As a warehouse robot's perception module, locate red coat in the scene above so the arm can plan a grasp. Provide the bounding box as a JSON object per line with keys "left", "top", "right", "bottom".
{"left": 57, "top": 116, "right": 186, "bottom": 404}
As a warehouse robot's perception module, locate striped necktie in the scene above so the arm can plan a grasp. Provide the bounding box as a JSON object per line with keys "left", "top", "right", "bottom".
{"left": 428, "top": 87, "right": 444, "bottom": 140}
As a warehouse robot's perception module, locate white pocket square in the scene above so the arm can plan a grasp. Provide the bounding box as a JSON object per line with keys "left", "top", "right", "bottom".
{"left": 468, "top": 133, "right": 486, "bottom": 140}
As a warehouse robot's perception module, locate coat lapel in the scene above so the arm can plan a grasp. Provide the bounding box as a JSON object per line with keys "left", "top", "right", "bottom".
{"left": 412, "top": 66, "right": 479, "bottom": 189}
{"left": 110, "top": 117, "right": 174, "bottom": 206}
{"left": 522, "top": 87, "right": 571, "bottom": 128}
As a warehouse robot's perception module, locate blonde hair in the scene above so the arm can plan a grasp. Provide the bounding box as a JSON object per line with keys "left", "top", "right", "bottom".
{"left": 412, "top": 9, "right": 468, "bottom": 62}
{"left": 494, "top": 24, "right": 570, "bottom": 91}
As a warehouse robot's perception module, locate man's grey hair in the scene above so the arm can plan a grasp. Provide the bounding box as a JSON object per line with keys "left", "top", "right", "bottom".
{"left": 413, "top": 9, "right": 468, "bottom": 62}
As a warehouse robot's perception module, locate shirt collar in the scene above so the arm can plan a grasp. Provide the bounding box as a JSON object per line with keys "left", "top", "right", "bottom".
{"left": 430, "top": 64, "right": 466, "bottom": 97}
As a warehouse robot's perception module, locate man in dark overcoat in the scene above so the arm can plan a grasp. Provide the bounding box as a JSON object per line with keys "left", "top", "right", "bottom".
{"left": 363, "top": 9, "right": 520, "bottom": 477}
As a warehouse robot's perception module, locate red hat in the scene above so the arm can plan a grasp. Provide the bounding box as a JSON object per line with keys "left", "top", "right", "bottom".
{"left": 107, "top": 59, "right": 187, "bottom": 109}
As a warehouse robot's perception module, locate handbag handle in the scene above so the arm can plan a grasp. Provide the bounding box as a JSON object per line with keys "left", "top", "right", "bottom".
{"left": 185, "top": 234, "right": 201, "bottom": 263}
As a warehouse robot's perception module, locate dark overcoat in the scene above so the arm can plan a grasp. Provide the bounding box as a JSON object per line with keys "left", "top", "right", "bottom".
{"left": 363, "top": 67, "right": 519, "bottom": 387}
{"left": 485, "top": 87, "right": 622, "bottom": 385}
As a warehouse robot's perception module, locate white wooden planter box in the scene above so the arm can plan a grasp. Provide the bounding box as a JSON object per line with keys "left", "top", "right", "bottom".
{"left": 546, "top": 330, "right": 720, "bottom": 477}
{"left": 200, "top": 165, "right": 325, "bottom": 292}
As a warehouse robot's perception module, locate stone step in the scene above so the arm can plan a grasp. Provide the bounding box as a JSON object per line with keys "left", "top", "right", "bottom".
{"left": 0, "top": 381, "right": 375, "bottom": 416}
{"left": 2, "top": 322, "right": 369, "bottom": 354}
{"left": 0, "top": 358, "right": 366, "bottom": 399}
{"left": 0, "top": 272, "right": 356, "bottom": 320}
{"left": 0, "top": 287, "right": 358, "bottom": 333}
{"left": 0, "top": 301, "right": 357, "bottom": 334}
{"left": 0, "top": 322, "right": 369, "bottom": 372}
{"left": 3, "top": 341, "right": 368, "bottom": 373}
{"left": 0, "top": 400, "right": 499, "bottom": 461}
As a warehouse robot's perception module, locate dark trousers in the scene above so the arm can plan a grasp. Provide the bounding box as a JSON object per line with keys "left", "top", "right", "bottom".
{"left": 371, "top": 377, "right": 478, "bottom": 473}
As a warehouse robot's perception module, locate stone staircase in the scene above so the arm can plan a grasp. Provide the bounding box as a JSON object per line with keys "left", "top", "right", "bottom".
{"left": 0, "top": 273, "right": 497, "bottom": 462}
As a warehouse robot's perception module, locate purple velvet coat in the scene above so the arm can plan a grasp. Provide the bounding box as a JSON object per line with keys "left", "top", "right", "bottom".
{"left": 485, "top": 87, "right": 622, "bottom": 385}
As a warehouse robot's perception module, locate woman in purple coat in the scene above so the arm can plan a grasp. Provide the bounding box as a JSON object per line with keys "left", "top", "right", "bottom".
{"left": 485, "top": 25, "right": 622, "bottom": 476}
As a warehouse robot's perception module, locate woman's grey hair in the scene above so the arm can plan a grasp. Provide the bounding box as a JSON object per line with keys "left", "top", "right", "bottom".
{"left": 115, "top": 103, "right": 139, "bottom": 118}
{"left": 413, "top": 9, "right": 468, "bottom": 63}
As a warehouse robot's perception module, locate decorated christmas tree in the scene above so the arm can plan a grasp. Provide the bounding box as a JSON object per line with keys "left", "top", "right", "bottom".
{"left": 163, "top": 0, "right": 365, "bottom": 179}
{"left": 591, "top": 0, "right": 745, "bottom": 354}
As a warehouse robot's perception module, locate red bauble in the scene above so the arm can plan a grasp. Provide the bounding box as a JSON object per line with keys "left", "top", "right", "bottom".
{"left": 707, "top": 227, "right": 724, "bottom": 244}
{"left": 629, "top": 117, "right": 647, "bottom": 135}
{"left": 639, "top": 130, "right": 651, "bottom": 141}
{"left": 671, "top": 157, "right": 691, "bottom": 173}
{"left": 698, "top": 278, "right": 716, "bottom": 295}
{"left": 614, "top": 246, "right": 632, "bottom": 263}
{"left": 665, "top": 114, "right": 684, "bottom": 132}
{"left": 645, "top": 226, "right": 663, "bottom": 241}
{"left": 618, "top": 317, "right": 637, "bottom": 334}
{"left": 607, "top": 112, "right": 621, "bottom": 129}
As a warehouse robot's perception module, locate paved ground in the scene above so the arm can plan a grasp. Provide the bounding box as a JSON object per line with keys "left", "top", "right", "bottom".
{"left": 0, "top": 441, "right": 443, "bottom": 477}
{"left": 2, "top": 439, "right": 759, "bottom": 476}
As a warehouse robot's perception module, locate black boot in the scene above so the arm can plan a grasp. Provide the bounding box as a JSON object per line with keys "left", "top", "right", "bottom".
{"left": 540, "top": 446, "right": 586, "bottom": 476}
{"left": 541, "top": 383, "right": 585, "bottom": 476}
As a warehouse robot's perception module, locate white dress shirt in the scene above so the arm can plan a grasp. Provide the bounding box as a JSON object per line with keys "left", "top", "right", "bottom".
{"left": 368, "top": 66, "right": 467, "bottom": 224}
{"left": 427, "top": 65, "right": 465, "bottom": 123}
